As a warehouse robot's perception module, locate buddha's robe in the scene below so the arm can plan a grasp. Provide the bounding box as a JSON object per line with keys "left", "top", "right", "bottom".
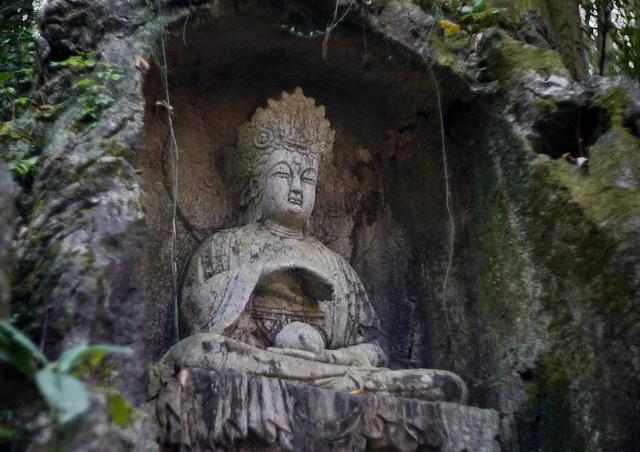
{"left": 165, "top": 222, "right": 467, "bottom": 403}
{"left": 180, "top": 222, "right": 380, "bottom": 351}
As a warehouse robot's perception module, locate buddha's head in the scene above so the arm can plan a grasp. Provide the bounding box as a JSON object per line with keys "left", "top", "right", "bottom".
{"left": 235, "top": 88, "right": 334, "bottom": 230}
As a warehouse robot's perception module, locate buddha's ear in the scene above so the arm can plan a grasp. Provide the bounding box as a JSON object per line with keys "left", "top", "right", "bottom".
{"left": 249, "top": 178, "right": 261, "bottom": 199}
{"left": 239, "top": 178, "right": 260, "bottom": 207}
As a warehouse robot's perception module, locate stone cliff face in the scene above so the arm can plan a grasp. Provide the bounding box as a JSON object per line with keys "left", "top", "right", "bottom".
{"left": 0, "top": 164, "right": 17, "bottom": 318}
{"left": 2, "top": 0, "right": 639, "bottom": 450}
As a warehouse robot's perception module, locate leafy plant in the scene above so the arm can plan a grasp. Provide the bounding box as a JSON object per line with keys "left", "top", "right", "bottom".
{"left": 0, "top": 320, "right": 133, "bottom": 425}
{"left": 73, "top": 78, "right": 115, "bottom": 124}
{"left": 458, "top": 0, "right": 507, "bottom": 32}
{"left": 53, "top": 54, "right": 123, "bottom": 129}
{"left": 8, "top": 156, "right": 38, "bottom": 179}
{"left": 0, "top": 119, "right": 30, "bottom": 143}
{"left": 106, "top": 391, "right": 138, "bottom": 428}
{"left": 581, "top": 0, "right": 640, "bottom": 80}
{"left": 431, "top": 0, "right": 506, "bottom": 34}
{"left": 0, "top": 1, "right": 35, "bottom": 122}
{"left": 49, "top": 52, "right": 98, "bottom": 73}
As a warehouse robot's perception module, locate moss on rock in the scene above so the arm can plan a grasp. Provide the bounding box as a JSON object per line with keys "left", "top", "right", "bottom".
{"left": 547, "top": 131, "right": 640, "bottom": 238}
{"left": 478, "top": 28, "right": 568, "bottom": 89}
{"left": 521, "top": 355, "right": 584, "bottom": 451}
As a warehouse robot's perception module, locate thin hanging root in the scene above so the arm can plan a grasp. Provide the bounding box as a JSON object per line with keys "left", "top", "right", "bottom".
{"left": 151, "top": 8, "right": 181, "bottom": 345}
{"left": 431, "top": 69, "right": 456, "bottom": 355}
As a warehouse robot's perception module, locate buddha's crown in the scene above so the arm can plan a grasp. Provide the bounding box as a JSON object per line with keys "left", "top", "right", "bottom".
{"left": 237, "top": 88, "right": 335, "bottom": 167}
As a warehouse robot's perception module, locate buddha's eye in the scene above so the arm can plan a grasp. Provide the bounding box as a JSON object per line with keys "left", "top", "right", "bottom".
{"left": 272, "top": 164, "right": 292, "bottom": 179}
{"left": 301, "top": 169, "right": 317, "bottom": 185}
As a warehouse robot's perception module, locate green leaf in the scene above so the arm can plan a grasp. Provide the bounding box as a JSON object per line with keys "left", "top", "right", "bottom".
{"left": 8, "top": 156, "right": 38, "bottom": 179}
{"left": 0, "top": 320, "right": 47, "bottom": 376}
{"left": 35, "top": 366, "right": 90, "bottom": 425}
{"left": 106, "top": 391, "right": 137, "bottom": 428}
{"left": 88, "top": 84, "right": 105, "bottom": 95}
{"left": 71, "top": 78, "right": 93, "bottom": 91}
{"left": 57, "top": 342, "right": 133, "bottom": 374}
{"left": 0, "top": 426, "right": 14, "bottom": 441}
{"left": 0, "top": 72, "right": 11, "bottom": 85}
{"left": 22, "top": 156, "right": 38, "bottom": 167}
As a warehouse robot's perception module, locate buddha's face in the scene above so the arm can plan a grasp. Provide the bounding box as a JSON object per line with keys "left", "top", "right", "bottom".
{"left": 259, "top": 148, "right": 318, "bottom": 230}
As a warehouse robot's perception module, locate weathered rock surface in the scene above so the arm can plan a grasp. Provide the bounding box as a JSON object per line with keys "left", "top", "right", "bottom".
{"left": 471, "top": 28, "right": 640, "bottom": 451}
{"left": 0, "top": 163, "right": 16, "bottom": 317}
{"left": 4, "top": 0, "right": 639, "bottom": 450}
{"left": 156, "top": 367, "right": 511, "bottom": 451}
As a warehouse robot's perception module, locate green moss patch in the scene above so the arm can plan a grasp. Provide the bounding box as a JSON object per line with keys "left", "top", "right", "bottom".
{"left": 547, "top": 131, "right": 640, "bottom": 239}
{"left": 592, "top": 85, "right": 633, "bottom": 131}
{"left": 478, "top": 28, "right": 568, "bottom": 89}
{"left": 521, "top": 355, "right": 584, "bottom": 451}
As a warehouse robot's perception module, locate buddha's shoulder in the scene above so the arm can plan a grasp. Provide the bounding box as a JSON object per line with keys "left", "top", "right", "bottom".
{"left": 304, "top": 235, "right": 355, "bottom": 268}
{"left": 192, "top": 223, "right": 260, "bottom": 254}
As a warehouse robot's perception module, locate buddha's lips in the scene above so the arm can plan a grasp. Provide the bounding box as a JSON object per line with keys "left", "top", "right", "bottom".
{"left": 288, "top": 195, "right": 302, "bottom": 205}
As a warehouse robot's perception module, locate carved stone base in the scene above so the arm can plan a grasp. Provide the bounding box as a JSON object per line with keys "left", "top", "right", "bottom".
{"left": 155, "top": 368, "right": 514, "bottom": 451}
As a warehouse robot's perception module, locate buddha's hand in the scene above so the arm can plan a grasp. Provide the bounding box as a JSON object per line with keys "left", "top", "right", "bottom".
{"left": 267, "top": 347, "right": 352, "bottom": 366}
{"left": 266, "top": 347, "right": 324, "bottom": 362}
{"left": 266, "top": 343, "right": 387, "bottom": 368}
{"left": 320, "top": 344, "right": 388, "bottom": 368}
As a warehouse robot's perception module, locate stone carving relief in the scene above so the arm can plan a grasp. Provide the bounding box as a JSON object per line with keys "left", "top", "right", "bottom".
{"left": 153, "top": 88, "right": 507, "bottom": 451}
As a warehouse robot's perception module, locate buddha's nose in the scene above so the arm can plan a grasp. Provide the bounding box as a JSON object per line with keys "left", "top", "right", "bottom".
{"left": 290, "top": 175, "right": 302, "bottom": 194}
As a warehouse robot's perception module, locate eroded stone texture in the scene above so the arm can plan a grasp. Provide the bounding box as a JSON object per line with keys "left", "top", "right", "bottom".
{"left": 156, "top": 368, "right": 509, "bottom": 451}
{"left": 470, "top": 28, "right": 640, "bottom": 450}
{"left": 160, "top": 333, "right": 468, "bottom": 403}
{"left": 12, "top": 0, "right": 640, "bottom": 449}
{"left": 0, "top": 163, "right": 16, "bottom": 317}
{"left": 16, "top": 0, "right": 152, "bottom": 403}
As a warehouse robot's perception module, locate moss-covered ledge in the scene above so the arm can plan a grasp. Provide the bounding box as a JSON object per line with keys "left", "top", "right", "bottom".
{"left": 472, "top": 24, "right": 640, "bottom": 449}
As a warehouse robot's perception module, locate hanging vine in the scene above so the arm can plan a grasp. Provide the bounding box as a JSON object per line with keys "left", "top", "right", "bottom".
{"left": 149, "top": 1, "right": 181, "bottom": 345}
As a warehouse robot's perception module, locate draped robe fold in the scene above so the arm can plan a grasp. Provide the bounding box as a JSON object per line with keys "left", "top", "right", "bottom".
{"left": 180, "top": 222, "right": 380, "bottom": 350}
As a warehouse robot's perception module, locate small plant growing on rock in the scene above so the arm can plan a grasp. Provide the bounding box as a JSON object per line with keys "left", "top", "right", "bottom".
{"left": 50, "top": 52, "right": 123, "bottom": 131}
{"left": 0, "top": 320, "right": 133, "bottom": 425}
{"left": 49, "top": 52, "right": 98, "bottom": 73}
{"left": 7, "top": 156, "right": 37, "bottom": 180}
{"left": 432, "top": 0, "right": 507, "bottom": 32}
{"left": 0, "top": 0, "right": 35, "bottom": 122}
{"left": 458, "top": 0, "right": 507, "bottom": 32}
{"left": 72, "top": 77, "right": 115, "bottom": 125}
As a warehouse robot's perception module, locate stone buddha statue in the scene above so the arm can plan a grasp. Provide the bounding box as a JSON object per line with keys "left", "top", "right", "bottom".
{"left": 161, "top": 88, "right": 467, "bottom": 403}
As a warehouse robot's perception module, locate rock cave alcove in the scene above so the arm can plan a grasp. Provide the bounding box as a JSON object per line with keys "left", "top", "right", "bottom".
{"left": 139, "top": 5, "right": 494, "bottom": 410}
{"left": 3, "top": 0, "right": 640, "bottom": 449}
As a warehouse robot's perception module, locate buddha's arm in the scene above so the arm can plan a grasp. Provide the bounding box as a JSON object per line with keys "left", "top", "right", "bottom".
{"left": 268, "top": 342, "right": 388, "bottom": 368}
{"left": 183, "top": 263, "right": 263, "bottom": 335}
{"left": 184, "top": 259, "right": 306, "bottom": 335}
{"left": 320, "top": 342, "right": 389, "bottom": 367}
